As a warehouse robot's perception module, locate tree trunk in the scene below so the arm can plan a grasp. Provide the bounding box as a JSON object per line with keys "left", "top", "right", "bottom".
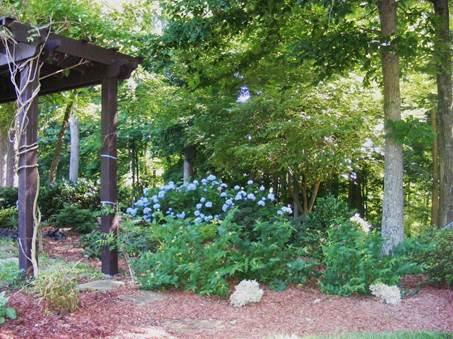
{"left": 0, "top": 129, "right": 7, "bottom": 187}
{"left": 69, "top": 113, "right": 80, "bottom": 183}
{"left": 432, "top": 0, "right": 453, "bottom": 227}
{"left": 308, "top": 180, "right": 321, "bottom": 213}
{"left": 431, "top": 105, "right": 440, "bottom": 227}
{"left": 49, "top": 93, "right": 76, "bottom": 185}
{"left": 290, "top": 174, "right": 302, "bottom": 218}
{"left": 378, "top": 0, "right": 405, "bottom": 254}
{"left": 5, "top": 130, "right": 16, "bottom": 187}
{"left": 183, "top": 145, "right": 195, "bottom": 184}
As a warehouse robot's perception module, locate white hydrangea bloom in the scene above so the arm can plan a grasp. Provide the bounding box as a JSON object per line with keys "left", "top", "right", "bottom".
{"left": 229, "top": 280, "right": 264, "bottom": 308}
{"left": 350, "top": 213, "right": 372, "bottom": 233}
{"left": 369, "top": 283, "right": 401, "bottom": 305}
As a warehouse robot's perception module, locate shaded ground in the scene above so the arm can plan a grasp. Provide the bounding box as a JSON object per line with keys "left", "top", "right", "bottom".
{"left": 1, "top": 235, "right": 452, "bottom": 339}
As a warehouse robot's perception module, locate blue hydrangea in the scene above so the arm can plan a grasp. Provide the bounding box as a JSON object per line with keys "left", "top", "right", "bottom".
{"left": 259, "top": 185, "right": 265, "bottom": 191}
{"left": 257, "top": 200, "right": 265, "bottom": 207}
{"left": 177, "top": 212, "right": 186, "bottom": 219}
{"left": 220, "top": 192, "right": 227, "bottom": 198}
{"left": 158, "top": 191, "right": 166, "bottom": 199}
{"left": 143, "top": 207, "right": 152, "bottom": 215}
{"left": 194, "top": 210, "right": 201, "bottom": 216}
{"left": 247, "top": 193, "right": 256, "bottom": 201}
{"left": 200, "top": 197, "right": 206, "bottom": 203}
{"left": 267, "top": 193, "right": 275, "bottom": 201}
{"left": 196, "top": 203, "right": 202, "bottom": 210}
{"left": 126, "top": 207, "right": 137, "bottom": 217}
{"left": 234, "top": 185, "right": 240, "bottom": 190}
{"left": 187, "top": 183, "right": 197, "bottom": 191}
{"left": 153, "top": 203, "right": 161, "bottom": 209}
{"left": 205, "top": 201, "right": 213, "bottom": 208}
{"left": 207, "top": 174, "right": 217, "bottom": 181}
{"left": 247, "top": 179, "right": 254, "bottom": 185}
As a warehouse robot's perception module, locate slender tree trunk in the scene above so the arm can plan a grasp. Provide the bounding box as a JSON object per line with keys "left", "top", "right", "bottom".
{"left": 290, "top": 174, "right": 302, "bottom": 218}
{"left": 69, "top": 113, "right": 80, "bottom": 183}
{"left": 431, "top": 106, "right": 440, "bottom": 226}
{"left": 308, "top": 180, "right": 321, "bottom": 213}
{"left": 49, "top": 94, "right": 76, "bottom": 185}
{"left": 432, "top": 0, "right": 453, "bottom": 227}
{"left": 5, "top": 131, "right": 16, "bottom": 187}
{"left": 301, "top": 177, "right": 309, "bottom": 215}
{"left": 0, "top": 129, "right": 7, "bottom": 187}
{"left": 378, "top": 0, "right": 405, "bottom": 254}
{"left": 183, "top": 145, "right": 195, "bottom": 184}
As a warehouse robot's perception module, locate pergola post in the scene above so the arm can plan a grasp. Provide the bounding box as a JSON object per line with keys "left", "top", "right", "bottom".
{"left": 100, "top": 75, "right": 119, "bottom": 275}
{"left": 17, "top": 60, "right": 40, "bottom": 276}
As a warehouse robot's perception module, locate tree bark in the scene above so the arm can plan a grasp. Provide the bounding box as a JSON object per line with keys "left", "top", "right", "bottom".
{"left": 378, "top": 0, "right": 405, "bottom": 254}
{"left": 308, "top": 180, "right": 321, "bottom": 213}
{"left": 290, "top": 174, "right": 302, "bottom": 218}
{"left": 5, "top": 130, "right": 16, "bottom": 187}
{"left": 183, "top": 144, "right": 195, "bottom": 184}
{"left": 348, "top": 171, "right": 365, "bottom": 216}
{"left": 431, "top": 105, "right": 440, "bottom": 227}
{"left": 69, "top": 113, "right": 80, "bottom": 183}
{"left": 432, "top": 0, "right": 453, "bottom": 227}
{"left": 0, "top": 129, "right": 7, "bottom": 187}
{"left": 49, "top": 93, "right": 76, "bottom": 185}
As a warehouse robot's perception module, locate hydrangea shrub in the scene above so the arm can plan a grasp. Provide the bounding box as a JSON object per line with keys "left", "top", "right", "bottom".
{"left": 126, "top": 175, "right": 292, "bottom": 225}
{"left": 229, "top": 280, "right": 264, "bottom": 307}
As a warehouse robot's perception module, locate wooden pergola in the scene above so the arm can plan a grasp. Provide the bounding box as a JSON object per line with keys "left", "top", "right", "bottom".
{"left": 0, "top": 17, "right": 139, "bottom": 275}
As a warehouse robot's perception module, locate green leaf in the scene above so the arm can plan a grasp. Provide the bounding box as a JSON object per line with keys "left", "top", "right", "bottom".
{"left": 5, "top": 307, "right": 16, "bottom": 320}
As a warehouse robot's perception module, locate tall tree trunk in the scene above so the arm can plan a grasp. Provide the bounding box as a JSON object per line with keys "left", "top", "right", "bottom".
{"left": 5, "top": 131, "right": 16, "bottom": 187}
{"left": 0, "top": 129, "right": 7, "bottom": 187}
{"left": 431, "top": 106, "right": 440, "bottom": 227}
{"left": 378, "top": 0, "right": 405, "bottom": 254}
{"left": 69, "top": 113, "right": 80, "bottom": 183}
{"left": 290, "top": 174, "right": 302, "bottom": 218}
{"left": 49, "top": 93, "right": 76, "bottom": 185}
{"left": 432, "top": 0, "right": 453, "bottom": 227}
{"left": 183, "top": 145, "right": 195, "bottom": 184}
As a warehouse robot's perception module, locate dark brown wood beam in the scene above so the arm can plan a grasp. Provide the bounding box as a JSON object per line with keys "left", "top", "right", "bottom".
{"left": 100, "top": 74, "right": 119, "bottom": 275}
{"left": 17, "top": 59, "right": 39, "bottom": 277}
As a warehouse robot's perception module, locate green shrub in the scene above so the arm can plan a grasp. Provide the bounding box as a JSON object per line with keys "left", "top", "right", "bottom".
{"left": 80, "top": 219, "right": 158, "bottom": 258}
{"left": 398, "top": 228, "right": 453, "bottom": 287}
{"left": 51, "top": 204, "right": 97, "bottom": 234}
{"left": 32, "top": 267, "right": 80, "bottom": 314}
{"left": 0, "top": 207, "right": 17, "bottom": 229}
{"left": 0, "top": 292, "right": 17, "bottom": 325}
{"left": 39, "top": 179, "right": 99, "bottom": 220}
{"left": 0, "top": 188, "right": 17, "bottom": 209}
{"left": 132, "top": 210, "right": 317, "bottom": 297}
{"left": 295, "top": 195, "right": 352, "bottom": 259}
{"left": 319, "top": 220, "right": 418, "bottom": 296}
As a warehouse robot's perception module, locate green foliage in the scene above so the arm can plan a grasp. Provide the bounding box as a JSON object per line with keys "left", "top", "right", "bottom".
{"left": 80, "top": 218, "right": 157, "bottom": 258}
{"left": 51, "top": 204, "right": 97, "bottom": 234}
{"left": 0, "top": 207, "right": 17, "bottom": 229}
{"left": 398, "top": 228, "right": 453, "bottom": 287}
{"left": 39, "top": 179, "right": 99, "bottom": 221}
{"left": 0, "top": 261, "right": 22, "bottom": 290}
{"left": 320, "top": 221, "right": 418, "bottom": 296}
{"left": 132, "top": 211, "right": 317, "bottom": 297}
{"left": 0, "top": 292, "right": 17, "bottom": 325}
{"left": 296, "top": 196, "right": 352, "bottom": 259}
{"left": 0, "top": 188, "right": 17, "bottom": 209}
{"left": 32, "top": 267, "right": 80, "bottom": 314}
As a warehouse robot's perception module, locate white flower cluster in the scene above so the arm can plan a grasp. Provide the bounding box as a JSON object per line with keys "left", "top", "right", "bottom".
{"left": 350, "top": 213, "right": 372, "bottom": 233}
{"left": 369, "top": 283, "right": 401, "bottom": 305}
{"left": 229, "top": 280, "right": 264, "bottom": 308}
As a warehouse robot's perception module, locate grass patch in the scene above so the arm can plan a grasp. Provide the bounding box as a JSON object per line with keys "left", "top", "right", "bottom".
{"left": 0, "top": 238, "right": 17, "bottom": 259}
{"left": 302, "top": 332, "right": 452, "bottom": 339}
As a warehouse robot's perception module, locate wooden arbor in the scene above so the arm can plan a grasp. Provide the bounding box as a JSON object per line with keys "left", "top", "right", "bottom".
{"left": 0, "top": 17, "right": 139, "bottom": 275}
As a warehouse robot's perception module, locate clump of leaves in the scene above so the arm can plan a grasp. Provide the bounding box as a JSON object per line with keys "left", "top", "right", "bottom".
{"left": 132, "top": 210, "right": 317, "bottom": 297}
{"left": 51, "top": 204, "right": 97, "bottom": 234}
{"left": 32, "top": 267, "right": 80, "bottom": 314}
{"left": 0, "top": 292, "right": 17, "bottom": 325}
{"left": 320, "top": 220, "right": 419, "bottom": 296}
{"left": 0, "top": 207, "right": 17, "bottom": 230}
{"left": 398, "top": 228, "right": 453, "bottom": 287}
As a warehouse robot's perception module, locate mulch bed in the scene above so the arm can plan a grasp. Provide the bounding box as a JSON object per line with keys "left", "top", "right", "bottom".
{"left": 1, "top": 234, "right": 452, "bottom": 339}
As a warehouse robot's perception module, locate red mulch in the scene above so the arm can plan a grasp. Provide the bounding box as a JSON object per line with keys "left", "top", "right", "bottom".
{"left": 1, "top": 234, "right": 452, "bottom": 339}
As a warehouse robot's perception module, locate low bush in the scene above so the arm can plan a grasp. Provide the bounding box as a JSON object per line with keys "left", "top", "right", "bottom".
{"left": 319, "top": 220, "right": 418, "bottom": 296}
{"left": 0, "top": 207, "right": 17, "bottom": 229}
{"left": 80, "top": 219, "right": 158, "bottom": 258}
{"left": 39, "top": 179, "right": 99, "bottom": 220}
{"left": 295, "top": 195, "right": 353, "bottom": 259}
{"left": 0, "top": 188, "right": 17, "bottom": 209}
{"left": 51, "top": 205, "right": 97, "bottom": 234}
{"left": 132, "top": 210, "right": 317, "bottom": 297}
{"left": 0, "top": 292, "right": 17, "bottom": 325}
{"left": 32, "top": 266, "right": 80, "bottom": 314}
{"left": 398, "top": 228, "right": 453, "bottom": 287}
